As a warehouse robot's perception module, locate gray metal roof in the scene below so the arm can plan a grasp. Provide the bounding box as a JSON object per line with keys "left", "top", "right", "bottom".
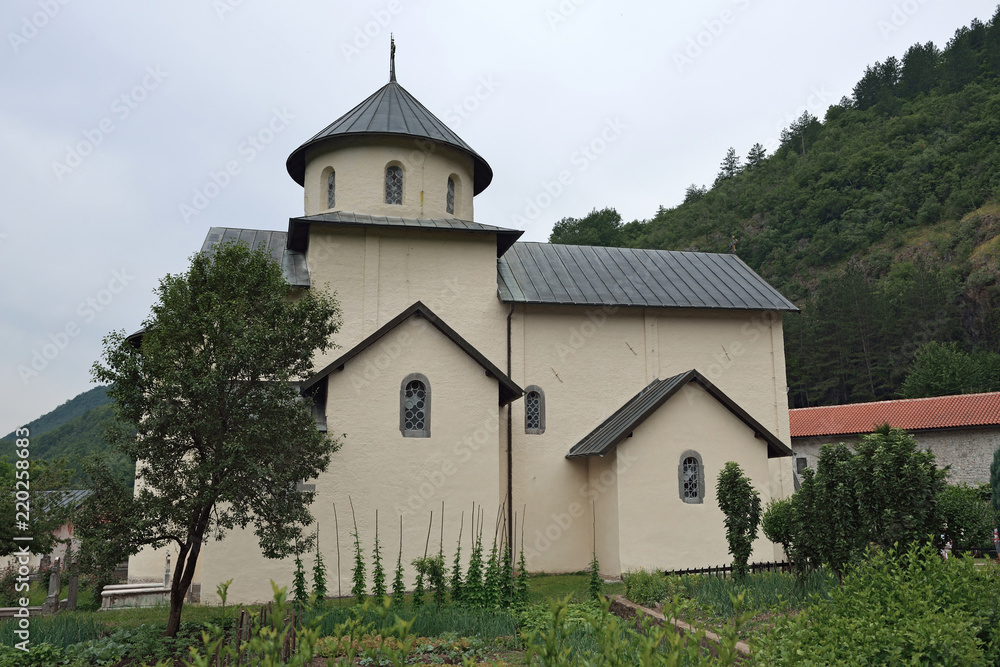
{"left": 288, "top": 212, "right": 522, "bottom": 257}
{"left": 498, "top": 243, "right": 798, "bottom": 311}
{"left": 37, "top": 489, "right": 92, "bottom": 510}
{"left": 202, "top": 227, "right": 310, "bottom": 287}
{"left": 286, "top": 81, "right": 493, "bottom": 194}
{"left": 566, "top": 370, "right": 792, "bottom": 459}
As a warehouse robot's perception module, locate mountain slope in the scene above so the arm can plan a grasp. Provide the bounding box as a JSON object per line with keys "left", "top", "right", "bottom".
{"left": 3, "top": 385, "right": 110, "bottom": 440}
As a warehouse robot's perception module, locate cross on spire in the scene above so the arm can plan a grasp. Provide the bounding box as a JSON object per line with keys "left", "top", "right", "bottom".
{"left": 389, "top": 35, "right": 396, "bottom": 82}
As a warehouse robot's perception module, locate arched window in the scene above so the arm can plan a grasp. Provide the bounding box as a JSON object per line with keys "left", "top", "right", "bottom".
{"left": 446, "top": 177, "right": 455, "bottom": 215}
{"left": 678, "top": 450, "right": 705, "bottom": 504}
{"left": 326, "top": 169, "right": 336, "bottom": 209}
{"left": 385, "top": 165, "right": 403, "bottom": 205}
{"left": 524, "top": 385, "right": 545, "bottom": 434}
{"left": 400, "top": 373, "right": 430, "bottom": 437}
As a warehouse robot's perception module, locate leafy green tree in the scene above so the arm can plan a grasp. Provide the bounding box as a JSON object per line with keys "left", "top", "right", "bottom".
{"left": 938, "top": 484, "right": 996, "bottom": 551}
{"left": 714, "top": 147, "right": 742, "bottom": 185}
{"left": 548, "top": 207, "right": 624, "bottom": 247}
{"left": 82, "top": 241, "right": 341, "bottom": 637}
{"left": 853, "top": 425, "right": 947, "bottom": 551}
{"left": 812, "top": 444, "right": 862, "bottom": 582}
{"left": 0, "top": 456, "right": 73, "bottom": 558}
{"left": 761, "top": 497, "right": 794, "bottom": 567}
{"left": 715, "top": 462, "right": 762, "bottom": 581}
{"left": 901, "top": 342, "right": 1000, "bottom": 398}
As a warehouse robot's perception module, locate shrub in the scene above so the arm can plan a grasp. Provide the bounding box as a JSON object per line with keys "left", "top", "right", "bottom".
{"left": 715, "top": 462, "right": 761, "bottom": 581}
{"left": 939, "top": 483, "right": 997, "bottom": 551}
{"left": 622, "top": 569, "right": 672, "bottom": 607}
{"left": 761, "top": 497, "right": 793, "bottom": 566}
{"left": 757, "top": 542, "right": 1000, "bottom": 665}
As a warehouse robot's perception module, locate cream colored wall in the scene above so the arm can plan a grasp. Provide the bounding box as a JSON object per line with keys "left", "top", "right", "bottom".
{"left": 306, "top": 227, "right": 508, "bottom": 376}
{"left": 303, "top": 137, "right": 475, "bottom": 220}
{"left": 614, "top": 382, "right": 775, "bottom": 573}
{"left": 510, "top": 305, "right": 792, "bottom": 573}
{"left": 588, "top": 454, "right": 621, "bottom": 577}
{"left": 200, "top": 314, "right": 505, "bottom": 604}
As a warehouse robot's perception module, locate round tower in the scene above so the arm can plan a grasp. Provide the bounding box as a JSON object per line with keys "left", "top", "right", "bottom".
{"left": 285, "top": 40, "right": 492, "bottom": 220}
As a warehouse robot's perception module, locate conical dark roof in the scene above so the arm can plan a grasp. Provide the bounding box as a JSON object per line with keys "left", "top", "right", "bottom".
{"left": 286, "top": 80, "right": 493, "bottom": 194}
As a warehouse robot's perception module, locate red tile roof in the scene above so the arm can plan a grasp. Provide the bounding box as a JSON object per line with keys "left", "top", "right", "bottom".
{"left": 789, "top": 392, "right": 1000, "bottom": 438}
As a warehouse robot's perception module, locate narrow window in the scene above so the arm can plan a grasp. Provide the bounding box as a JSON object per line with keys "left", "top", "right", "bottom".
{"left": 327, "top": 170, "right": 336, "bottom": 209}
{"left": 524, "top": 385, "right": 545, "bottom": 434}
{"left": 400, "top": 373, "right": 430, "bottom": 437}
{"left": 795, "top": 457, "right": 808, "bottom": 475}
{"left": 446, "top": 177, "right": 455, "bottom": 215}
{"left": 385, "top": 165, "right": 403, "bottom": 205}
{"left": 678, "top": 450, "right": 705, "bottom": 504}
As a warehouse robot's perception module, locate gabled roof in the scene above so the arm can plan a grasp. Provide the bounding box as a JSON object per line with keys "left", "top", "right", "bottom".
{"left": 288, "top": 211, "right": 522, "bottom": 257}
{"left": 566, "top": 369, "right": 792, "bottom": 459}
{"left": 286, "top": 80, "right": 493, "bottom": 194}
{"left": 789, "top": 392, "right": 1000, "bottom": 438}
{"left": 498, "top": 243, "right": 798, "bottom": 311}
{"left": 202, "top": 227, "right": 310, "bottom": 287}
{"left": 302, "top": 301, "right": 522, "bottom": 406}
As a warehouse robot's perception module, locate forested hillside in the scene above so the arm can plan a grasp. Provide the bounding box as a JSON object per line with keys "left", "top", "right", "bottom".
{"left": 550, "top": 11, "right": 1000, "bottom": 407}
{"left": 0, "top": 386, "right": 130, "bottom": 486}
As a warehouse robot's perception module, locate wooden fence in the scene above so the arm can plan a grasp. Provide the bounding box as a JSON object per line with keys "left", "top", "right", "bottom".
{"left": 663, "top": 560, "right": 791, "bottom": 578}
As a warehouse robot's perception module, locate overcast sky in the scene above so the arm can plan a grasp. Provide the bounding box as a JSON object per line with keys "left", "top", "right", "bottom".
{"left": 1, "top": 0, "right": 996, "bottom": 435}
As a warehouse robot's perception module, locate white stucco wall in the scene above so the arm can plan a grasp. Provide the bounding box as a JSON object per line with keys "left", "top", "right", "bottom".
{"left": 199, "top": 313, "right": 505, "bottom": 604}
{"left": 302, "top": 137, "right": 475, "bottom": 220}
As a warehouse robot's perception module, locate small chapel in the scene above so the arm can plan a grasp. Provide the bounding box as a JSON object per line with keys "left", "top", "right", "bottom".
{"left": 130, "top": 45, "right": 799, "bottom": 604}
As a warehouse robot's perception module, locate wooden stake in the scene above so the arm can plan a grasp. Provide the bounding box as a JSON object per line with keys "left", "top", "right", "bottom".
{"left": 424, "top": 511, "right": 433, "bottom": 559}
{"left": 333, "top": 503, "right": 342, "bottom": 599}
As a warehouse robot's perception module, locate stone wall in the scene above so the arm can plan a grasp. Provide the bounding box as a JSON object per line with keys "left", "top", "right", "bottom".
{"left": 791, "top": 427, "right": 999, "bottom": 486}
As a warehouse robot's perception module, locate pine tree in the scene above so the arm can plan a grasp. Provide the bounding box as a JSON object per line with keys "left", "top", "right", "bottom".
{"left": 745, "top": 143, "right": 766, "bottom": 169}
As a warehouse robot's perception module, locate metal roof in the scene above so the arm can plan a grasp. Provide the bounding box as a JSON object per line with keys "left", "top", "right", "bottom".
{"left": 202, "top": 227, "right": 310, "bottom": 287}
{"left": 498, "top": 243, "right": 798, "bottom": 311}
{"left": 566, "top": 369, "right": 792, "bottom": 459}
{"left": 288, "top": 212, "right": 522, "bottom": 257}
{"left": 37, "top": 489, "right": 92, "bottom": 510}
{"left": 302, "top": 301, "right": 523, "bottom": 406}
{"left": 286, "top": 81, "right": 493, "bottom": 195}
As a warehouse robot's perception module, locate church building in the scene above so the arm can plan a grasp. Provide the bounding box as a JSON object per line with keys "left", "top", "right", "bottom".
{"left": 130, "top": 48, "right": 798, "bottom": 604}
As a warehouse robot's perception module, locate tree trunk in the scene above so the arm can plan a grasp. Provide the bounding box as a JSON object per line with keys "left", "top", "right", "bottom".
{"left": 164, "top": 508, "right": 212, "bottom": 637}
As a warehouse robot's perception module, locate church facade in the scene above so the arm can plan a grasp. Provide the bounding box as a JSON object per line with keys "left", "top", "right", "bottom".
{"left": 130, "top": 57, "right": 798, "bottom": 604}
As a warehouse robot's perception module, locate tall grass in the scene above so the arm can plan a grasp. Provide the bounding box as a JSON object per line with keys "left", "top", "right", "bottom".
{"left": 678, "top": 569, "right": 835, "bottom": 618}
{"left": 0, "top": 612, "right": 107, "bottom": 649}
{"left": 309, "top": 603, "right": 518, "bottom": 640}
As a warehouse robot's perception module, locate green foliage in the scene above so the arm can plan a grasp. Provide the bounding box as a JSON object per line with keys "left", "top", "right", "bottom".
{"left": 500, "top": 537, "right": 514, "bottom": 607}
{"left": 514, "top": 543, "right": 529, "bottom": 607}
{"left": 1, "top": 385, "right": 110, "bottom": 441}
{"left": 587, "top": 552, "right": 602, "bottom": 602}
{"left": 549, "top": 207, "right": 626, "bottom": 247}
{"left": 83, "top": 240, "right": 341, "bottom": 636}
{"left": 448, "top": 535, "right": 463, "bottom": 604}
{"left": 761, "top": 497, "right": 794, "bottom": 566}
{"left": 715, "top": 462, "right": 761, "bottom": 581}
{"left": 523, "top": 595, "right": 746, "bottom": 666}
{"left": 292, "top": 552, "right": 308, "bottom": 602}
{"left": 939, "top": 483, "right": 998, "bottom": 550}
{"left": 350, "top": 521, "right": 366, "bottom": 605}
{"left": 412, "top": 568, "right": 425, "bottom": 608}
{"left": 0, "top": 456, "right": 73, "bottom": 558}
{"left": 482, "top": 538, "right": 501, "bottom": 608}
{"left": 902, "top": 341, "right": 1000, "bottom": 397}
{"left": 853, "top": 425, "right": 947, "bottom": 550}
{"left": 371, "top": 524, "right": 386, "bottom": 605}
{"left": 463, "top": 529, "right": 485, "bottom": 608}
{"left": 992, "top": 446, "right": 1000, "bottom": 519}
{"left": 757, "top": 543, "right": 1000, "bottom": 665}
{"left": 311, "top": 540, "right": 327, "bottom": 603}
{"left": 412, "top": 554, "right": 446, "bottom": 610}
{"left": 622, "top": 569, "right": 673, "bottom": 607}
{"left": 809, "top": 443, "right": 861, "bottom": 581}
{"left": 391, "top": 543, "right": 405, "bottom": 606}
